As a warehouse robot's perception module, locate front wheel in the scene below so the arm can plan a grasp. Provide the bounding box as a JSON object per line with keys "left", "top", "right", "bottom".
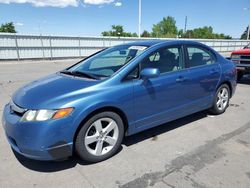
{"left": 75, "top": 111, "right": 124, "bottom": 163}
{"left": 209, "top": 84, "right": 230, "bottom": 115}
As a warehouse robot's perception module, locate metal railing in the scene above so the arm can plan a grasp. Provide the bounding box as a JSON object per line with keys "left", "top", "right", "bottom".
{"left": 0, "top": 33, "right": 249, "bottom": 60}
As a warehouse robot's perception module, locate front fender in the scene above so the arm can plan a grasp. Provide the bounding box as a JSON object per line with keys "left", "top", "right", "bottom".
{"left": 69, "top": 100, "right": 128, "bottom": 140}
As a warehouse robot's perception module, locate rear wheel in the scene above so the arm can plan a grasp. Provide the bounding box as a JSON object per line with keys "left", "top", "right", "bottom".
{"left": 75, "top": 111, "right": 124, "bottom": 163}
{"left": 209, "top": 84, "right": 230, "bottom": 115}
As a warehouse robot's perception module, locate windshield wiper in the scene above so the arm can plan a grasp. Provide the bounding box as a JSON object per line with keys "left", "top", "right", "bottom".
{"left": 60, "top": 70, "right": 74, "bottom": 75}
{"left": 60, "top": 69, "right": 109, "bottom": 80}
{"left": 60, "top": 70, "right": 99, "bottom": 80}
{"left": 72, "top": 71, "right": 101, "bottom": 80}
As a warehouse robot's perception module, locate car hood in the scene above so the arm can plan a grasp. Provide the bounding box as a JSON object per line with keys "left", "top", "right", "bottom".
{"left": 232, "top": 48, "right": 250, "bottom": 55}
{"left": 12, "top": 73, "right": 101, "bottom": 109}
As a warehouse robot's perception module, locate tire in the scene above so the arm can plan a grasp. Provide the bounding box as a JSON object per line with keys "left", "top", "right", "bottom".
{"left": 209, "top": 84, "right": 230, "bottom": 115}
{"left": 237, "top": 72, "right": 244, "bottom": 81}
{"left": 75, "top": 111, "right": 124, "bottom": 163}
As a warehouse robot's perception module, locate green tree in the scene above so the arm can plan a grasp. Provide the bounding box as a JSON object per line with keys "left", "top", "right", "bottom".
{"left": 241, "top": 26, "right": 250, "bottom": 39}
{"left": 178, "top": 29, "right": 184, "bottom": 38}
{"left": 123, "top": 32, "right": 138, "bottom": 37}
{"left": 181, "top": 26, "right": 232, "bottom": 39}
{"left": 102, "top": 25, "right": 137, "bottom": 37}
{"left": 141, "top": 30, "right": 151, "bottom": 37}
{"left": 0, "top": 22, "right": 16, "bottom": 33}
{"left": 102, "top": 25, "right": 124, "bottom": 36}
{"left": 151, "top": 16, "right": 178, "bottom": 38}
{"left": 131, "top": 33, "right": 138, "bottom": 37}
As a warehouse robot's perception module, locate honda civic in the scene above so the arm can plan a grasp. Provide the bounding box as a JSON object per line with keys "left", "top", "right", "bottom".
{"left": 2, "top": 40, "right": 237, "bottom": 162}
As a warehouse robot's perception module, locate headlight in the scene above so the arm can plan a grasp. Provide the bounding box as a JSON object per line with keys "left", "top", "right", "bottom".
{"left": 231, "top": 54, "right": 240, "bottom": 60}
{"left": 21, "top": 108, "right": 74, "bottom": 122}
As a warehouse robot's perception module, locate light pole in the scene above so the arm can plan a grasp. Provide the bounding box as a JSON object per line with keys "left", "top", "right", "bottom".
{"left": 247, "top": 25, "right": 250, "bottom": 40}
{"left": 138, "top": 0, "right": 141, "bottom": 38}
{"left": 244, "top": 7, "right": 250, "bottom": 40}
{"left": 184, "top": 16, "right": 188, "bottom": 33}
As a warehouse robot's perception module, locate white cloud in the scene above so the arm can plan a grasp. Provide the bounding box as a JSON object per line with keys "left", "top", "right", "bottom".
{"left": 114, "top": 1, "right": 121, "bottom": 6}
{"left": 15, "top": 22, "right": 24, "bottom": 26}
{"left": 0, "top": 0, "right": 78, "bottom": 7}
{"left": 0, "top": 0, "right": 121, "bottom": 7}
{"left": 83, "top": 0, "right": 114, "bottom": 5}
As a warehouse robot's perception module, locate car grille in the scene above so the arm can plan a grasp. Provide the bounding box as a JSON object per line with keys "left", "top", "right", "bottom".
{"left": 240, "top": 55, "right": 250, "bottom": 64}
{"left": 9, "top": 100, "right": 26, "bottom": 116}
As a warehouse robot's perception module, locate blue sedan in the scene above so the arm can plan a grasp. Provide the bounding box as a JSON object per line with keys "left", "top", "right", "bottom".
{"left": 2, "top": 40, "right": 237, "bottom": 162}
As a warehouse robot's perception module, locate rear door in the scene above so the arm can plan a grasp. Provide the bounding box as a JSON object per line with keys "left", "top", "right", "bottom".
{"left": 185, "top": 45, "right": 221, "bottom": 110}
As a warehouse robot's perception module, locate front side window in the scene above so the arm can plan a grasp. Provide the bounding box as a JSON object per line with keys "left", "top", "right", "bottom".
{"left": 187, "top": 47, "right": 216, "bottom": 68}
{"left": 68, "top": 45, "right": 147, "bottom": 78}
{"left": 140, "top": 46, "right": 184, "bottom": 74}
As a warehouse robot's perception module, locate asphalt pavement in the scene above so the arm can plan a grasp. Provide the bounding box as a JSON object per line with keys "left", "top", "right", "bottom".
{"left": 0, "top": 59, "right": 250, "bottom": 188}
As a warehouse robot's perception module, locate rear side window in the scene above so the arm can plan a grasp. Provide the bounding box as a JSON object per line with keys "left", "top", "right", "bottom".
{"left": 187, "top": 47, "right": 216, "bottom": 68}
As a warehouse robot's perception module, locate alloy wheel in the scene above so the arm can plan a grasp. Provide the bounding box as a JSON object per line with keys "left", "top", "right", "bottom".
{"left": 84, "top": 118, "right": 119, "bottom": 156}
{"left": 216, "top": 87, "right": 229, "bottom": 111}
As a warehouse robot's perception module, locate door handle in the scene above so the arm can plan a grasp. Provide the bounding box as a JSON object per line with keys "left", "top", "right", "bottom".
{"left": 176, "top": 76, "right": 188, "bottom": 82}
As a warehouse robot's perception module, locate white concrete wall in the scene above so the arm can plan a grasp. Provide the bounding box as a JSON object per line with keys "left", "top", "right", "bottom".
{"left": 0, "top": 33, "right": 249, "bottom": 60}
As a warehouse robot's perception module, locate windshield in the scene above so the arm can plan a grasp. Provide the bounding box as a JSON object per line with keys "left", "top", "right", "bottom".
{"left": 67, "top": 45, "right": 148, "bottom": 78}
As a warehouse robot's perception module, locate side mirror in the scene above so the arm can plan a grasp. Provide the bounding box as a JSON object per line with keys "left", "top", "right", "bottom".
{"left": 140, "top": 68, "right": 160, "bottom": 80}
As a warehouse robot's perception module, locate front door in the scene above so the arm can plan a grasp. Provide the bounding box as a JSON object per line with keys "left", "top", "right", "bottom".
{"left": 133, "top": 45, "right": 191, "bottom": 131}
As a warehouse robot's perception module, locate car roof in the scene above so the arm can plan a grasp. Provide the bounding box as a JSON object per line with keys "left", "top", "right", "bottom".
{"left": 122, "top": 40, "right": 164, "bottom": 47}
{"left": 121, "top": 39, "right": 204, "bottom": 48}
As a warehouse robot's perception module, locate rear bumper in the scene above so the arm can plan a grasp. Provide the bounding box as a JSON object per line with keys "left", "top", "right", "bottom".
{"left": 2, "top": 103, "right": 74, "bottom": 161}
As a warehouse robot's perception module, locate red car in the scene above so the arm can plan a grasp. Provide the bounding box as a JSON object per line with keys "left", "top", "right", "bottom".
{"left": 231, "top": 43, "right": 250, "bottom": 80}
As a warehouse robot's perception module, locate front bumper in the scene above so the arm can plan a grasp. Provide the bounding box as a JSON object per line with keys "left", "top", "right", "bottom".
{"left": 236, "top": 64, "right": 250, "bottom": 74}
{"left": 2, "top": 103, "right": 74, "bottom": 161}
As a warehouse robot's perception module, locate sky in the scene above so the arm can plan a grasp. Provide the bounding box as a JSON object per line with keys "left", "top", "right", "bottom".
{"left": 0, "top": 0, "right": 249, "bottom": 38}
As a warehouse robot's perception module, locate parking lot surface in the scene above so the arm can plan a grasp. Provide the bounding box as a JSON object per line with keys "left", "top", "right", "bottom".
{"left": 0, "top": 59, "right": 250, "bottom": 188}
